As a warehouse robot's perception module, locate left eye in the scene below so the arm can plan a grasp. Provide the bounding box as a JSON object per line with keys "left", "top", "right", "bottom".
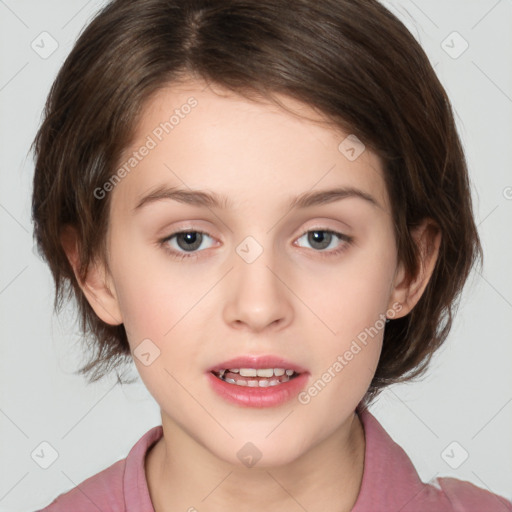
{"left": 295, "top": 229, "right": 350, "bottom": 252}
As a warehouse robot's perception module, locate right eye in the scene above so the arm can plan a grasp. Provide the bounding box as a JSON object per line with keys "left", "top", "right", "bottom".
{"left": 159, "top": 230, "right": 216, "bottom": 260}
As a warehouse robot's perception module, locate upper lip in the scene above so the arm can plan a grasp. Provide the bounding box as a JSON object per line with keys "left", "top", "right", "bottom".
{"left": 207, "top": 355, "right": 308, "bottom": 374}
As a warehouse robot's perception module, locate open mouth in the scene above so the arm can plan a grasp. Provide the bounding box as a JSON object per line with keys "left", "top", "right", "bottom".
{"left": 211, "top": 368, "right": 300, "bottom": 387}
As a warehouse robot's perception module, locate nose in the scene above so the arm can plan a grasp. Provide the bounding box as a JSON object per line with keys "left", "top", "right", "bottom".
{"left": 222, "top": 245, "right": 294, "bottom": 333}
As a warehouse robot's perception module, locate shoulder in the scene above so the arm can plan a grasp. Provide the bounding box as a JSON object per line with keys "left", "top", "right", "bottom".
{"left": 36, "top": 425, "right": 163, "bottom": 512}
{"left": 392, "top": 476, "right": 512, "bottom": 512}
{"left": 352, "top": 407, "right": 512, "bottom": 512}
{"left": 434, "top": 476, "right": 512, "bottom": 512}
{"left": 36, "top": 458, "right": 126, "bottom": 512}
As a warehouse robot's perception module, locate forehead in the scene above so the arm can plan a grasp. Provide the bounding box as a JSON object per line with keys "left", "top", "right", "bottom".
{"left": 111, "top": 80, "right": 390, "bottom": 215}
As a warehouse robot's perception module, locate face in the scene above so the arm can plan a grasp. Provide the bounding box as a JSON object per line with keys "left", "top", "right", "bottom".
{"left": 88, "top": 80, "right": 407, "bottom": 466}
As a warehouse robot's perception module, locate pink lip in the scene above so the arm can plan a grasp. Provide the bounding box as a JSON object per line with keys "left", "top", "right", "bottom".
{"left": 206, "top": 354, "right": 309, "bottom": 408}
{"left": 206, "top": 372, "right": 309, "bottom": 408}
{"left": 206, "top": 355, "right": 308, "bottom": 373}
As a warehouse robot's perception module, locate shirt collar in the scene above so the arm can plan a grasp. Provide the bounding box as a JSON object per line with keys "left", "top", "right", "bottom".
{"left": 351, "top": 404, "right": 431, "bottom": 512}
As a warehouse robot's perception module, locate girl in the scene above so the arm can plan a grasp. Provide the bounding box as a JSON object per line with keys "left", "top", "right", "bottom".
{"left": 32, "top": 0, "right": 511, "bottom": 510}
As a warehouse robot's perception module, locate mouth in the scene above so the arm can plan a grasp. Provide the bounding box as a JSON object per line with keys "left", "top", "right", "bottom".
{"left": 206, "top": 355, "right": 309, "bottom": 407}
{"left": 211, "top": 367, "right": 300, "bottom": 387}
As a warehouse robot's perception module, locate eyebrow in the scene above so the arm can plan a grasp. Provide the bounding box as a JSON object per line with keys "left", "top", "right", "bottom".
{"left": 133, "top": 184, "right": 380, "bottom": 212}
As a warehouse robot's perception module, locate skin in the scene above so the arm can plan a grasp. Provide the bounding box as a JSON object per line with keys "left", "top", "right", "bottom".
{"left": 63, "top": 79, "right": 441, "bottom": 512}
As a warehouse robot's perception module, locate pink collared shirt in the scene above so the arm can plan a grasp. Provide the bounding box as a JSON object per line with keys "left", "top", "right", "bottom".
{"left": 37, "top": 409, "right": 512, "bottom": 511}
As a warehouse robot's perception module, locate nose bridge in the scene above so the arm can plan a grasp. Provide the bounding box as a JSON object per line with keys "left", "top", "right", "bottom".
{"left": 222, "top": 233, "right": 293, "bottom": 331}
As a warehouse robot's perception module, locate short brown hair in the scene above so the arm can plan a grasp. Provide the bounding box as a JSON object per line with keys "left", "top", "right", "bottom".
{"left": 31, "top": 0, "right": 482, "bottom": 406}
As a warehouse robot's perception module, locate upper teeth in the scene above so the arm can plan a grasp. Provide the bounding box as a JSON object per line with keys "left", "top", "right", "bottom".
{"left": 222, "top": 368, "right": 295, "bottom": 377}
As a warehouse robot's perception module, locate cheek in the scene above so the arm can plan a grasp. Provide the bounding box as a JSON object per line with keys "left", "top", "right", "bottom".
{"left": 297, "top": 230, "right": 396, "bottom": 406}
{"left": 111, "top": 259, "right": 207, "bottom": 411}
{"left": 308, "top": 235, "right": 396, "bottom": 345}
{"left": 108, "top": 233, "right": 183, "bottom": 344}
{"left": 109, "top": 239, "right": 212, "bottom": 400}
{"left": 296, "top": 254, "right": 393, "bottom": 422}
{"left": 116, "top": 278, "right": 171, "bottom": 340}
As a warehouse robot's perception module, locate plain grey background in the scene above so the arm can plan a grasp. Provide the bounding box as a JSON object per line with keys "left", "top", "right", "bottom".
{"left": 0, "top": 0, "right": 511, "bottom": 510}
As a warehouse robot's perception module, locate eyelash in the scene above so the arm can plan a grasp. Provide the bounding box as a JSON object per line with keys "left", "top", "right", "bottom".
{"left": 158, "top": 228, "right": 353, "bottom": 261}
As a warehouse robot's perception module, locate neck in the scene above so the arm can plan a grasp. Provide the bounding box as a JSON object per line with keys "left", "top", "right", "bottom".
{"left": 146, "top": 410, "right": 366, "bottom": 512}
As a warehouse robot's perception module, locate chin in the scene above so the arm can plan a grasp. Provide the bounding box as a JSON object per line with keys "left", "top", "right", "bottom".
{"left": 202, "top": 429, "right": 312, "bottom": 470}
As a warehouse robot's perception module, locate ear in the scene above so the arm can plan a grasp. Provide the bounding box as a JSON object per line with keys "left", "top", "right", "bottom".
{"left": 60, "top": 225, "right": 123, "bottom": 325}
{"left": 387, "top": 218, "right": 441, "bottom": 318}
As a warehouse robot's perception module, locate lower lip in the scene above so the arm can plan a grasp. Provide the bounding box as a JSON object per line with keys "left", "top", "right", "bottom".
{"left": 206, "top": 371, "right": 309, "bottom": 408}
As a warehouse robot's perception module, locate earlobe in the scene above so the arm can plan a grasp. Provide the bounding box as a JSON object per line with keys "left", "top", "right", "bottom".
{"left": 388, "top": 219, "right": 441, "bottom": 318}
{"left": 60, "top": 225, "right": 123, "bottom": 326}
{"left": 81, "top": 266, "right": 123, "bottom": 326}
